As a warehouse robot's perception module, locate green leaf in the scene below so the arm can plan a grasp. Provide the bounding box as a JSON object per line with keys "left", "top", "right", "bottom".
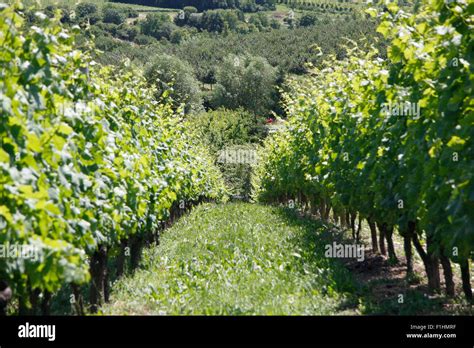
{"left": 0, "top": 205, "right": 13, "bottom": 224}
{"left": 26, "top": 133, "right": 42, "bottom": 153}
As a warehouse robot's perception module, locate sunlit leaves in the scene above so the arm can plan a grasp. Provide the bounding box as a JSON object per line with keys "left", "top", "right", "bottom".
{"left": 0, "top": 2, "right": 226, "bottom": 301}
{"left": 254, "top": 0, "right": 473, "bottom": 259}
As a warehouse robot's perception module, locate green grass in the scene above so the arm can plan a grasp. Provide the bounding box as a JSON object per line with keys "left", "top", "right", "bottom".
{"left": 102, "top": 202, "right": 356, "bottom": 315}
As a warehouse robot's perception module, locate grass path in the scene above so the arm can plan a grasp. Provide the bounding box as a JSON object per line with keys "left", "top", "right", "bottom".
{"left": 102, "top": 202, "right": 357, "bottom": 315}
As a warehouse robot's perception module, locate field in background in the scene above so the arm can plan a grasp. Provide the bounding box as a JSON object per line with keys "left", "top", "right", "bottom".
{"left": 21, "top": 0, "right": 179, "bottom": 13}
{"left": 19, "top": 0, "right": 364, "bottom": 21}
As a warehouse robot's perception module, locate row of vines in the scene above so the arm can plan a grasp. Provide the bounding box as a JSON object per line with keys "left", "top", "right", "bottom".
{"left": 0, "top": 3, "right": 227, "bottom": 314}
{"left": 278, "top": 0, "right": 359, "bottom": 13}
{"left": 254, "top": 0, "right": 473, "bottom": 300}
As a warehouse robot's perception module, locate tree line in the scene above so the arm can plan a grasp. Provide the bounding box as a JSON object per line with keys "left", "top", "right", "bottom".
{"left": 110, "top": 0, "right": 277, "bottom": 12}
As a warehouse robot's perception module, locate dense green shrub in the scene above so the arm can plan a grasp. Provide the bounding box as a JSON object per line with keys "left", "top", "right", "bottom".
{"left": 134, "top": 33, "right": 157, "bottom": 45}
{"left": 211, "top": 54, "right": 278, "bottom": 116}
{"left": 188, "top": 108, "right": 264, "bottom": 154}
{"left": 76, "top": 2, "right": 100, "bottom": 24}
{"left": 96, "top": 22, "right": 119, "bottom": 35}
{"left": 183, "top": 6, "right": 198, "bottom": 14}
{"left": 102, "top": 7, "right": 126, "bottom": 25}
{"left": 123, "top": 6, "right": 139, "bottom": 18}
{"left": 94, "top": 34, "right": 121, "bottom": 51}
{"left": 169, "top": 27, "right": 192, "bottom": 43}
{"left": 140, "top": 13, "right": 177, "bottom": 40}
{"left": 144, "top": 54, "right": 204, "bottom": 114}
{"left": 187, "top": 108, "right": 265, "bottom": 197}
{"left": 299, "top": 12, "right": 318, "bottom": 26}
{"left": 117, "top": 25, "right": 139, "bottom": 41}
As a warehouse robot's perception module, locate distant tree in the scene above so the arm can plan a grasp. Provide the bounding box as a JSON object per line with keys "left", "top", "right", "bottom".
{"left": 59, "top": 6, "right": 72, "bottom": 23}
{"left": 256, "top": 12, "right": 269, "bottom": 26}
{"left": 248, "top": 12, "right": 269, "bottom": 31}
{"left": 76, "top": 2, "right": 100, "bottom": 24}
{"left": 170, "top": 27, "right": 192, "bottom": 43}
{"left": 145, "top": 54, "right": 204, "bottom": 114}
{"left": 141, "top": 13, "right": 176, "bottom": 40}
{"left": 201, "top": 10, "right": 226, "bottom": 32}
{"left": 239, "top": 0, "right": 257, "bottom": 12}
{"left": 44, "top": 5, "right": 57, "bottom": 18}
{"left": 221, "top": 10, "right": 240, "bottom": 31}
{"left": 299, "top": 13, "right": 317, "bottom": 27}
{"left": 76, "top": 2, "right": 97, "bottom": 17}
{"left": 102, "top": 7, "right": 126, "bottom": 25}
{"left": 117, "top": 25, "right": 139, "bottom": 41}
{"left": 269, "top": 18, "right": 280, "bottom": 29}
{"left": 211, "top": 54, "right": 278, "bottom": 116}
{"left": 183, "top": 6, "right": 198, "bottom": 14}
{"left": 124, "top": 6, "right": 139, "bottom": 18}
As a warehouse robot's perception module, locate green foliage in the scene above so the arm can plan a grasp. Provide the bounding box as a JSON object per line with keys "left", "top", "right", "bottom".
{"left": 122, "top": 6, "right": 139, "bottom": 18}
{"left": 248, "top": 12, "right": 270, "bottom": 31}
{"left": 75, "top": 2, "right": 101, "bottom": 24}
{"left": 187, "top": 108, "right": 265, "bottom": 197}
{"left": 0, "top": 3, "right": 225, "bottom": 307}
{"left": 102, "top": 6, "right": 126, "bottom": 25}
{"left": 94, "top": 33, "right": 122, "bottom": 50}
{"left": 169, "top": 27, "right": 193, "bottom": 43}
{"left": 183, "top": 6, "right": 198, "bottom": 14}
{"left": 200, "top": 10, "right": 227, "bottom": 33}
{"left": 116, "top": 24, "right": 139, "bottom": 41}
{"left": 269, "top": 18, "right": 281, "bottom": 29}
{"left": 187, "top": 108, "right": 266, "bottom": 196}
{"left": 133, "top": 33, "right": 157, "bottom": 45}
{"left": 110, "top": 0, "right": 276, "bottom": 12}
{"left": 187, "top": 108, "right": 264, "bottom": 154}
{"left": 140, "top": 12, "right": 176, "bottom": 39}
{"left": 211, "top": 54, "right": 278, "bottom": 116}
{"left": 144, "top": 54, "right": 204, "bottom": 114}
{"left": 100, "top": 17, "right": 382, "bottom": 77}
{"left": 103, "top": 203, "right": 354, "bottom": 315}
{"left": 175, "top": 8, "right": 272, "bottom": 34}
{"left": 299, "top": 12, "right": 318, "bottom": 26}
{"left": 254, "top": 0, "right": 473, "bottom": 266}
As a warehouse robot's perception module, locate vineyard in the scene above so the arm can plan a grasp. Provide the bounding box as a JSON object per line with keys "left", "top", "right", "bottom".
{"left": 0, "top": 0, "right": 473, "bottom": 318}
{"left": 254, "top": 0, "right": 473, "bottom": 300}
{"left": 0, "top": 2, "right": 226, "bottom": 314}
{"left": 103, "top": 203, "right": 357, "bottom": 315}
{"left": 277, "top": 0, "right": 362, "bottom": 13}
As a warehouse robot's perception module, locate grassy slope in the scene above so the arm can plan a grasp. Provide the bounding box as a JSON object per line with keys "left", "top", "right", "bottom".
{"left": 102, "top": 202, "right": 357, "bottom": 315}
